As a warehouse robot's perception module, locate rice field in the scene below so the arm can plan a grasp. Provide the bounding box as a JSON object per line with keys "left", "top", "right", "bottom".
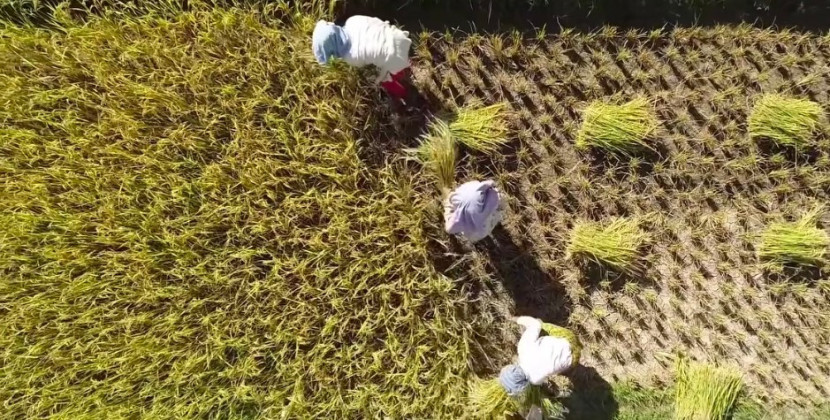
{"left": 0, "top": 3, "right": 476, "bottom": 418}
{"left": 3, "top": 1, "right": 830, "bottom": 419}
{"left": 415, "top": 20, "right": 830, "bottom": 416}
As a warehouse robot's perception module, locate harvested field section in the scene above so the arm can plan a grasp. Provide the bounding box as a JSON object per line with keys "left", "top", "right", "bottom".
{"left": 413, "top": 27, "right": 830, "bottom": 404}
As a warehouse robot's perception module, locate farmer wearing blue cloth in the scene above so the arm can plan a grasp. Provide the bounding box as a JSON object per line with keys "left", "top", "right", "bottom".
{"left": 312, "top": 15, "right": 415, "bottom": 107}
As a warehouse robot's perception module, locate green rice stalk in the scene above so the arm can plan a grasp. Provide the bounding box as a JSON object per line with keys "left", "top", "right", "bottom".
{"left": 541, "top": 397, "right": 567, "bottom": 420}
{"left": 576, "top": 97, "right": 658, "bottom": 154}
{"left": 450, "top": 103, "right": 510, "bottom": 153}
{"left": 759, "top": 205, "right": 829, "bottom": 266}
{"left": 748, "top": 94, "right": 822, "bottom": 147}
{"left": 468, "top": 377, "right": 519, "bottom": 419}
{"left": 521, "top": 383, "right": 544, "bottom": 411}
{"left": 415, "top": 118, "right": 457, "bottom": 193}
{"left": 674, "top": 359, "right": 743, "bottom": 420}
{"left": 567, "top": 218, "right": 648, "bottom": 273}
{"left": 541, "top": 323, "right": 582, "bottom": 368}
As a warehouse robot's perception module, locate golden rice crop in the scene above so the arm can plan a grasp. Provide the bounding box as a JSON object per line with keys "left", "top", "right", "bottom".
{"left": 0, "top": 3, "right": 477, "bottom": 418}
{"left": 758, "top": 205, "right": 829, "bottom": 266}
{"left": 450, "top": 102, "right": 511, "bottom": 153}
{"left": 468, "top": 377, "right": 519, "bottom": 419}
{"left": 415, "top": 118, "right": 457, "bottom": 193}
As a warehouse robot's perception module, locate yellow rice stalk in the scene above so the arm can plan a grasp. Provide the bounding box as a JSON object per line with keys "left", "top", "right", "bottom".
{"left": 415, "top": 118, "right": 457, "bottom": 193}
{"left": 749, "top": 94, "right": 822, "bottom": 147}
{"left": 567, "top": 218, "right": 649, "bottom": 273}
{"left": 576, "top": 98, "right": 658, "bottom": 154}
{"left": 450, "top": 103, "right": 510, "bottom": 153}
{"left": 468, "top": 377, "right": 519, "bottom": 419}
{"left": 674, "top": 359, "right": 743, "bottom": 420}
{"left": 759, "top": 205, "right": 829, "bottom": 266}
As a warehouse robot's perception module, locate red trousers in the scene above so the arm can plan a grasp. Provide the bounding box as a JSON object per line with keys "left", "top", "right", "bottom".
{"left": 380, "top": 68, "right": 409, "bottom": 100}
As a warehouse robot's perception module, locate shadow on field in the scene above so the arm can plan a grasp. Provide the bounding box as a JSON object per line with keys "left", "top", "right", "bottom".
{"left": 480, "top": 226, "right": 571, "bottom": 327}
{"left": 766, "top": 265, "right": 825, "bottom": 285}
{"left": 562, "top": 365, "right": 619, "bottom": 420}
{"left": 577, "top": 260, "right": 645, "bottom": 293}
{"left": 753, "top": 137, "right": 825, "bottom": 167}
{"left": 355, "top": 84, "right": 443, "bottom": 168}
{"left": 585, "top": 141, "right": 670, "bottom": 181}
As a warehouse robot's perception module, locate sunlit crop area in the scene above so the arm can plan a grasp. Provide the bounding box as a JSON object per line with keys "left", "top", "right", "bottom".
{"left": 2, "top": 1, "right": 830, "bottom": 418}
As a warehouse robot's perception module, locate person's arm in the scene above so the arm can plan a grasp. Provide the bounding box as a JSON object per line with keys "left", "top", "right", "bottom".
{"left": 515, "top": 316, "right": 543, "bottom": 353}
{"left": 444, "top": 199, "right": 463, "bottom": 234}
{"left": 478, "top": 181, "right": 499, "bottom": 221}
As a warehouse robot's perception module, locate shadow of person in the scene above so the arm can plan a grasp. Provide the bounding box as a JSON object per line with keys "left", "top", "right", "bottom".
{"left": 577, "top": 259, "right": 652, "bottom": 293}
{"left": 480, "top": 225, "right": 571, "bottom": 326}
{"left": 352, "top": 86, "right": 435, "bottom": 170}
{"left": 561, "top": 365, "right": 619, "bottom": 420}
{"left": 353, "top": 67, "right": 452, "bottom": 171}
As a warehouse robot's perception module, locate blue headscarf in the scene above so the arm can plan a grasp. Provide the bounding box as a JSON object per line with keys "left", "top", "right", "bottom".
{"left": 498, "top": 364, "right": 530, "bottom": 396}
{"left": 312, "top": 20, "right": 350, "bottom": 64}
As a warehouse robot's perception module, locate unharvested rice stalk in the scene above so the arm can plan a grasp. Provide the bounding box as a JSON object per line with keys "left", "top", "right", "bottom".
{"left": 576, "top": 98, "right": 658, "bottom": 154}
{"left": 674, "top": 359, "right": 743, "bottom": 420}
{"left": 758, "top": 205, "right": 829, "bottom": 266}
{"left": 416, "top": 118, "right": 457, "bottom": 192}
{"left": 748, "top": 94, "right": 822, "bottom": 147}
{"left": 469, "top": 377, "right": 518, "bottom": 419}
{"left": 0, "top": 4, "right": 477, "bottom": 418}
{"left": 567, "top": 218, "right": 648, "bottom": 273}
{"left": 450, "top": 103, "right": 510, "bottom": 153}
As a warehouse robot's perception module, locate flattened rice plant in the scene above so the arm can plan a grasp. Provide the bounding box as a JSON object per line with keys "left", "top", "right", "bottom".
{"left": 567, "top": 218, "right": 648, "bottom": 273}
{"left": 748, "top": 94, "right": 822, "bottom": 147}
{"left": 758, "top": 205, "right": 829, "bottom": 266}
{"left": 450, "top": 102, "right": 510, "bottom": 153}
{"left": 576, "top": 98, "right": 658, "bottom": 154}
{"left": 674, "top": 359, "right": 743, "bottom": 420}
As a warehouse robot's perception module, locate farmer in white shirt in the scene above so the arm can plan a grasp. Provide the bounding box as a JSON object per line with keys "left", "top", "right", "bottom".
{"left": 312, "top": 16, "right": 415, "bottom": 107}
{"left": 499, "top": 316, "right": 582, "bottom": 396}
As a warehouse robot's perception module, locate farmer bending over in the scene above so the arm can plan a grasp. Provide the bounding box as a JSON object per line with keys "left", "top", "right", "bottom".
{"left": 500, "top": 316, "right": 581, "bottom": 396}
{"left": 312, "top": 16, "right": 415, "bottom": 107}
{"left": 444, "top": 180, "right": 502, "bottom": 243}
